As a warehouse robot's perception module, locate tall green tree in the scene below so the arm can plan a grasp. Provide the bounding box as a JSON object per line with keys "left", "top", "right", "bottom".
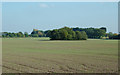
{"left": 67, "top": 34, "right": 72, "bottom": 40}
{"left": 24, "top": 32, "right": 29, "bottom": 37}
{"left": 75, "top": 31, "right": 82, "bottom": 40}
{"left": 100, "top": 27, "right": 107, "bottom": 32}
{"left": 59, "top": 29, "right": 68, "bottom": 40}
{"left": 81, "top": 31, "right": 88, "bottom": 40}
{"left": 38, "top": 31, "right": 43, "bottom": 37}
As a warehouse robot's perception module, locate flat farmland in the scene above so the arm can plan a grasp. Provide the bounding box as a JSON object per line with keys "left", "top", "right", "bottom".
{"left": 2, "top": 38, "right": 118, "bottom": 73}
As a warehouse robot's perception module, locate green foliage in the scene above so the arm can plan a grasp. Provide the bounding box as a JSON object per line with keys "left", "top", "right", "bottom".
{"left": 38, "top": 31, "right": 43, "bottom": 37}
{"left": 107, "top": 32, "right": 120, "bottom": 39}
{"left": 49, "top": 27, "right": 87, "bottom": 40}
{"left": 50, "top": 29, "right": 60, "bottom": 40}
{"left": 45, "top": 30, "right": 51, "bottom": 37}
{"left": 107, "top": 32, "right": 113, "bottom": 38}
{"left": 100, "top": 27, "right": 107, "bottom": 32}
{"left": 14, "top": 33, "right": 18, "bottom": 37}
{"left": 31, "top": 29, "right": 43, "bottom": 37}
{"left": 73, "top": 27, "right": 106, "bottom": 39}
{"left": 2, "top": 32, "right": 26, "bottom": 38}
{"left": 17, "top": 33, "right": 22, "bottom": 37}
{"left": 8, "top": 33, "right": 14, "bottom": 37}
{"left": 71, "top": 31, "right": 76, "bottom": 39}
{"left": 32, "top": 34, "right": 39, "bottom": 37}
{"left": 93, "top": 29, "right": 105, "bottom": 38}
{"left": 67, "top": 34, "right": 72, "bottom": 40}
{"left": 24, "top": 32, "right": 29, "bottom": 37}
{"left": 17, "top": 32, "right": 24, "bottom": 37}
{"left": 2, "top": 26, "right": 119, "bottom": 40}
{"left": 59, "top": 29, "right": 68, "bottom": 40}
{"left": 75, "top": 31, "right": 82, "bottom": 40}
{"left": 81, "top": 31, "right": 87, "bottom": 40}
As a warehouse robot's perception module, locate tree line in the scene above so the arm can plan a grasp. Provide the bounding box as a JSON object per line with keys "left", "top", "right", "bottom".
{"left": 1, "top": 27, "right": 120, "bottom": 40}
{"left": 2, "top": 32, "right": 29, "bottom": 37}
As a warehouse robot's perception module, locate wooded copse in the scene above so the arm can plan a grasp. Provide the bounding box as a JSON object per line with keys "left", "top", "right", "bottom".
{"left": 48, "top": 27, "right": 87, "bottom": 40}
{"left": 1, "top": 27, "right": 120, "bottom": 40}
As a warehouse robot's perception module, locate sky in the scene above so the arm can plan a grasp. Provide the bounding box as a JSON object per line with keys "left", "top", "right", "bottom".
{"left": 2, "top": 2, "right": 118, "bottom": 33}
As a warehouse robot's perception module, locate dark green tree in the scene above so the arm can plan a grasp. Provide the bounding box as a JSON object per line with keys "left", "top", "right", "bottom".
{"left": 81, "top": 31, "right": 87, "bottom": 40}
{"left": 100, "top": 27, "right": 107, "bottom": 32}
{"left": 9, "top": 33, "right": 14, "bottom": 37}
{"left": 45, "top": 30, "right": 51, "bottom": 37}
{"left": 24, "top": 32, "right": 29, "bottom": 37}
{"left": 59, "top": 29, "right": 68, "bottom": 40}
{"left": 75, "top": 31, "right": 82, "bottom": 40}
{"left": 67, "top": 34, "right": 72, "bottom": 40}
{"left": 38, "top": 31, "right": 43, "bottom": 37}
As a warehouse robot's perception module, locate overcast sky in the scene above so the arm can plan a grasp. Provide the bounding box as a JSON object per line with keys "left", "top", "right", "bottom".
{"left": 2, "top": 2, "right": 118, "bottom": 33}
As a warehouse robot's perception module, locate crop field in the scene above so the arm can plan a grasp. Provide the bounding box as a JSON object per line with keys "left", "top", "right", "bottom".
{"left": 2, "top": 38, "right": 118, "bottom": 73}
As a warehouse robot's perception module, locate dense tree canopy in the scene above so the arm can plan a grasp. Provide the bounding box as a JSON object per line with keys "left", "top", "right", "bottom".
{"left": 31, "top": 29, "right": 43, "bottom": 37}
{"left": 1, "top": 26, "right": 119, "bottom": 39}
{"left": 2, "top": 32, "right": 25, "bottom": 38}
{"left": 73, "top": 27, "right": 106, "bottom": 38}
{"left": 49, "top": 27, "right": 87, "bottom": 40}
